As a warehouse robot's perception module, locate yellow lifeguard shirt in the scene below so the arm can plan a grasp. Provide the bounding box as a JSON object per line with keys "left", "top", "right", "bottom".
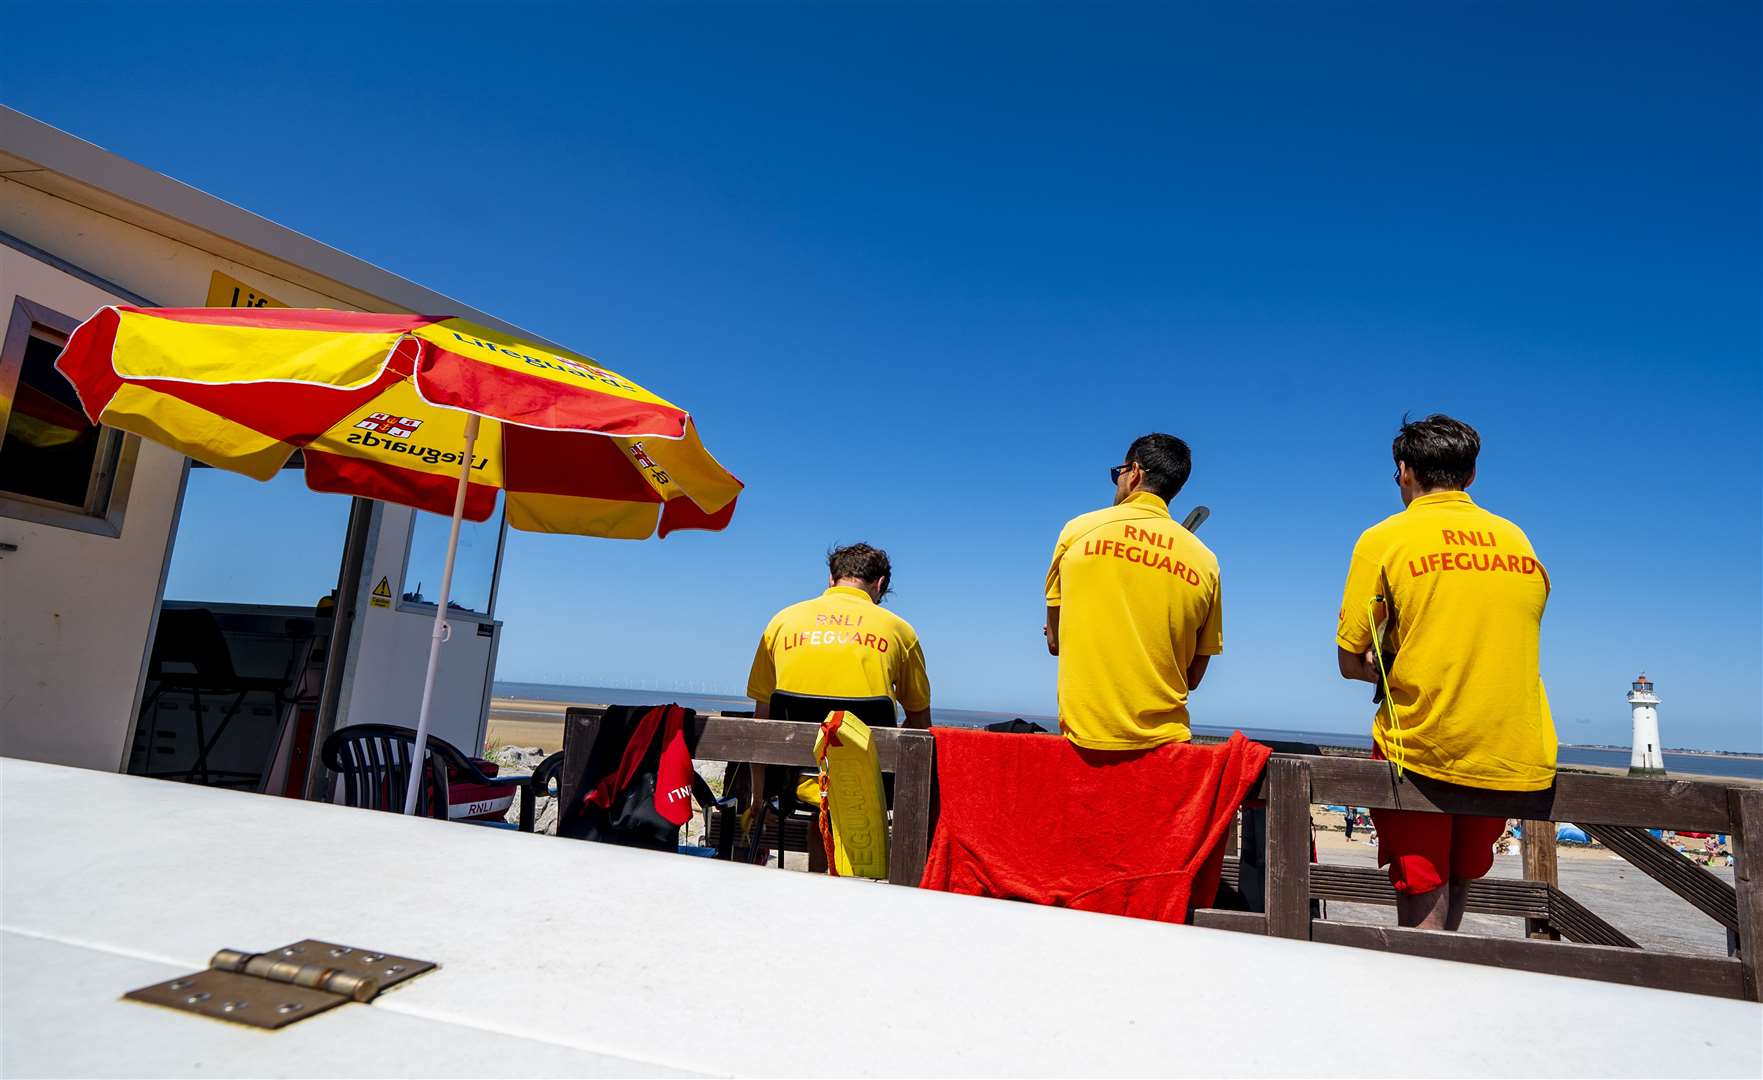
{"left": 1336, "top": 490, "right": 1557, "bottom": 791}
{"left": 747, "top": 586, "right": 932, "bottom": 713}
{"left": 1045, "top": 492, "right": 1223, "bottom": 750}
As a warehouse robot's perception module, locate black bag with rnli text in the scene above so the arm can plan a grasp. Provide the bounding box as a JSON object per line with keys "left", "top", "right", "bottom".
{"left": 559, "top": 704, "right": 714, "bottom": 851}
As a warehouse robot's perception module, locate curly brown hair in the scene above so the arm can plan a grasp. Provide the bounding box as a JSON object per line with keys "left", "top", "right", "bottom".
{"left": 827, "top": 543, "right": 892, "bottom": 597}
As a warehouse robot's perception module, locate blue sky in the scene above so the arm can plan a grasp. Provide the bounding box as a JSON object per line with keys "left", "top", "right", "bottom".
{"left": 14, "top": 3, "right": 1758, "bottom": 750}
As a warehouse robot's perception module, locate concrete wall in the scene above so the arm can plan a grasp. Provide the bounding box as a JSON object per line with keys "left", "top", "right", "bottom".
{"left": 0, "top": 241, "right": 185, "bottom": 769}
{"left": 0, "top": 179, "right": 358, "bottom": 771}
{"left": 0, "top": 175, "right": 358, "bottom": 313}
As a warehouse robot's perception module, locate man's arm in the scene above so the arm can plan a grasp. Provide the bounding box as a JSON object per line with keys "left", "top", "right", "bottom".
{"left": 1335, "top": 534, "right": 1382, "bottom": 683}
{"left": 746, "top": 621, "right": 778, "bottom": 714}
{"left": 897, "top": 640, "right": 933, "bottom": 729}
{"left": 1338, "top": 646, "right": 1379, "bottom": 684}
{"left": 1043, "top": 526, "right": 1069, "bottom": 657}
{"left": 1188, "top": 574, "right": 1223, "bottom": 687}
{"left": 1186, "top": 653, "right": 1210, "bottom": 689}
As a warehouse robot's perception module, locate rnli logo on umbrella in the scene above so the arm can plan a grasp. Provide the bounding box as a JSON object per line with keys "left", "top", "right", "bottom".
{"left": 630, "top": 441, "right": 671, "bottom": 485}
{"left": 355, "top": 412, "right": 423, "bottom": 439}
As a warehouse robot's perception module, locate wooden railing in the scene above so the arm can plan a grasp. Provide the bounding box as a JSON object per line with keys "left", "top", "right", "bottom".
{"left": 545, "top": 711, "right": 1759, "bottom": 1000}
{"left": 559, "top": 708, "right": 936, "bottom": 886}
{"left": 1193, "top": 755, "right": 1763, "bottom": 1002}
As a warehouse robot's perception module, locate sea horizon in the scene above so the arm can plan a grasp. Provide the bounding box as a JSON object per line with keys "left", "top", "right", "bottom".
{"left": 492, "top": 679, "right": 1763, "bottom": 780}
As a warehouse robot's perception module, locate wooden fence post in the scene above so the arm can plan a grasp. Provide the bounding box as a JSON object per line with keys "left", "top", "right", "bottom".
{"left": 1729, "top": 787, "right": 1763, "bottom": 1002}
{"left": 888, "top": 731, "right": 935, "bottom": 887}
{"left": 1264, "top": 757, "right": 1313, "bottom": 940}
{"left": 1521, "top": 819, "right": 1560, "bottom": 940}
{"left": 559, "top": 709, "right": 602, "bottom": 811}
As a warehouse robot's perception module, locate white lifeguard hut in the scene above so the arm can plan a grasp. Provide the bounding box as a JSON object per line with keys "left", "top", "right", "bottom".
{"left": 1627, "top": 673, "right": 1665, "bottom": 776}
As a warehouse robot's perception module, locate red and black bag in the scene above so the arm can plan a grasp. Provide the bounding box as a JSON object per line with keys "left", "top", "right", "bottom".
{"left": 560, "top": 704, "right": 715, "bottom": 851}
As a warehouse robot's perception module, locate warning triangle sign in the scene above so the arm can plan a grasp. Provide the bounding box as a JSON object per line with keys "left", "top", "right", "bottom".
{"left": 371, "top": 576, "right": 393, "bottom": 607}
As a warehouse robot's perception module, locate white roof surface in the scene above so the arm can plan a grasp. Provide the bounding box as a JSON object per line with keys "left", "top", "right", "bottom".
{"left": 2, "top": 757, "right": 1758, "bottom": 1078}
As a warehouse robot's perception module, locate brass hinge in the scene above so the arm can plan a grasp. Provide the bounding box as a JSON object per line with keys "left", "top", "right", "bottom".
{"left": 124, "top": 940, "right": 436, "bottom": 1029}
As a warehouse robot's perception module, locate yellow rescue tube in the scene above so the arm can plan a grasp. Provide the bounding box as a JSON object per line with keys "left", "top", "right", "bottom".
{"left": 814, "top": 711, "right": 889, "bottom": 879}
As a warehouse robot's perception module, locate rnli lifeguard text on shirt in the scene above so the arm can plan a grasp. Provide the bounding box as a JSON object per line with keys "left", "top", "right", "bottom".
{"left": 779, "top": 611, "right": 892, "bottom": 654}
{"left": 1081, "top": 524, "right": 1205, "bottom": 585}
{"left": 1404, "top": 529, "right": 1542, "bottom": 578}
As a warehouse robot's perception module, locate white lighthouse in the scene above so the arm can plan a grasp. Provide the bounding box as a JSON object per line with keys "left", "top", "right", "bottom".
{"left": 1627, "top": 673, "right": 1665, "bottom": 776}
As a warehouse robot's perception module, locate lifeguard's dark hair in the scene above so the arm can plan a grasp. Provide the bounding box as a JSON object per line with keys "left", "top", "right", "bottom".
{"left": 1126, "top": 433, "right": 1192, "bottom": 499}
{"left": 828, "top": 543, "right": 892, "bottom": 596}
{"left": 1392, "top": 414, "right": 1480, "bottom": 491}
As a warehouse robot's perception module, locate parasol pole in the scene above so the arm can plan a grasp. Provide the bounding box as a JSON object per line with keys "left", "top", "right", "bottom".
{"left": 403, "top": 413, "right": 483, "bottom": 815}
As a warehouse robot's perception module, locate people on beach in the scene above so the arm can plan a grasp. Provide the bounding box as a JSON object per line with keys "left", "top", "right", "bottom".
{"left": 1044, "top": 434, "right": 1222, "bottom": 749}
{"left": 1335, "top": 414, "right": 1557, "bottom": 931}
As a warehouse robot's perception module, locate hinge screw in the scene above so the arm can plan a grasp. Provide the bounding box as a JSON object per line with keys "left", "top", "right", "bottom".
{"left": 184, "top": 992, "right": 211, "bottom": 1004}
{"left": 221, "top": 1000, "right": 248, "bottom": 1013}
{"left": 276, "top": 1002, "right": 304, "bottom": 1014}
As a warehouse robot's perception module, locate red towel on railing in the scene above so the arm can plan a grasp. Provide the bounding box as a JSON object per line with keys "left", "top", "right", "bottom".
{"left": 919, "top": 729, "right": 1271, "bottom": 923}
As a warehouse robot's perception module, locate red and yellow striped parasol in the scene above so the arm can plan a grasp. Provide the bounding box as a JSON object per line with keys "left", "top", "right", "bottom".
{"left": 57, "top": 306, "right": 742, "bottom": 537}
{"left": 57, "top": 304, "right": 742, "bottom": 812}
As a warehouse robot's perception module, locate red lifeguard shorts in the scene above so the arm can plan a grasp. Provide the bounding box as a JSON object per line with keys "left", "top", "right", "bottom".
{"left": 1370, "top": 808, "right": 1507, "bottom": 895}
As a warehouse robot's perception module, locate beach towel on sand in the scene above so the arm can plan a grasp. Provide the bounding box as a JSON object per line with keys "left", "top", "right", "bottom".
{"left": 919, "top": 729, "right": 1271, "bottom": 923}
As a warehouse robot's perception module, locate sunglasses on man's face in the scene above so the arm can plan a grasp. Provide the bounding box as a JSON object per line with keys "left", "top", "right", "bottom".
{"left": 1110, "top": 463, "right": 1133, "bottom": 484}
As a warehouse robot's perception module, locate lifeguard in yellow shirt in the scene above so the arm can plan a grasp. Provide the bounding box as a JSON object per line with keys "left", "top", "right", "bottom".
{"left": 1336, "top": 414, "right": 1556, "bottom": 932}
{"left": 747, "top": 542, "right": 932, "bottom": 727}
{"left": 1044, "top": 434, "right": 1222, "bottom": 750}
{"left": 744, "top": 543, "right": 930, "bottom": 870}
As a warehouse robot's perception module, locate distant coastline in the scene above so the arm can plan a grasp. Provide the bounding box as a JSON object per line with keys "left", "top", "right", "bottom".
{"left": 490, "top": 680, "right": 1763, "bottom": 781}
{"left": 1560, "top": 743, "right": 1763, "bottom": 761}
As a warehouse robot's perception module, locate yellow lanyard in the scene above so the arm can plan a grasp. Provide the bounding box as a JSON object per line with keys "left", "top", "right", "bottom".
{"left": 1366, "top": 595, "right": 1406, "bottom": 778}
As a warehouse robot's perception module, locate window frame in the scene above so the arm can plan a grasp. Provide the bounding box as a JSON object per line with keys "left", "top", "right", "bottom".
{"left": 0, "top": 295, "right": 140, "bottom": 537}
{"left": 395, "top": 505, "right": 508, "bottom": 624}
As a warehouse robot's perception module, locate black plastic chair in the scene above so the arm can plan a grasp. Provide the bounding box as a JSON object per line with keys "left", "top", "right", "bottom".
{"left": 321, "top": 723, "right": 506, "bottom": 820}
{"left": 767, "top": 691, "right": 899, "bottom": 730}
{"left": 519, "top": 751, "right": 566, "bottom": 833}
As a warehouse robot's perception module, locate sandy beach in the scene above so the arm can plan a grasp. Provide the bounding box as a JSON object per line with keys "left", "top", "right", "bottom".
{"left": 485, "top": 697, "right": 579, "bottom": 754}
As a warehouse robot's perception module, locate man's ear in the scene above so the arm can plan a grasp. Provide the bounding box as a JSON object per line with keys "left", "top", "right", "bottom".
{"left": 1463, "top": 467, "right": 1477, "bottom": 490}
{"left": 828, "top": 573, "right": 838, "bottom": 588}
{"left": 874, "top": 575, "right": 890, "bottom": 601}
